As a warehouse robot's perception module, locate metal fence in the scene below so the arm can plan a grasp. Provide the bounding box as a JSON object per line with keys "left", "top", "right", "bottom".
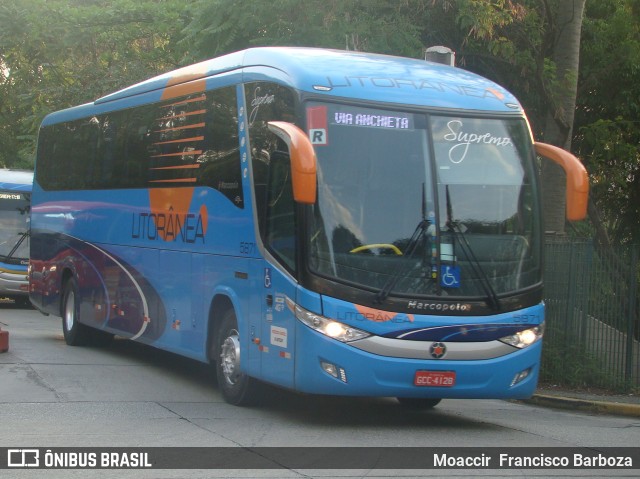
{"left": 541, "top": 239, "right": 639, "bottom": 391}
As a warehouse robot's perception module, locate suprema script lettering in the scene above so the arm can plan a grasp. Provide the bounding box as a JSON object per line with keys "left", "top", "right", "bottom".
{"left": 444, "top": 120, "right": 512, "bottom": 164}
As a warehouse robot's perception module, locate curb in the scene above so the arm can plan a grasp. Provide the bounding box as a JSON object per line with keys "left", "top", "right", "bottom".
{"left": 525, "top": 394, "right": 640, "bottom": 418}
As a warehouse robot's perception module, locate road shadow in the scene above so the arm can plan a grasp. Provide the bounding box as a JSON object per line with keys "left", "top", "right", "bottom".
{"left": 78, "top": 336, "right": 502, "bottom": 431}
{"left": 0, "top": 297, "right": 33, "bottom": 309}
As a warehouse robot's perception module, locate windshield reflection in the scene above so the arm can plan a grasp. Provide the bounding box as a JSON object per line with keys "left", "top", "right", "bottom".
{"left": 0, "top": 192, "right": 31, "bottom": 261}
{"left": 306, "top": 102, "right": 540, "bottom": 300}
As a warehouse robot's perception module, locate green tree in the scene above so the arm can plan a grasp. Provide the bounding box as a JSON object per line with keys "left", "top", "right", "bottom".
{"left": 540, "top": 0, "right": 586, "bottom": 235}
{"left": 416, "top": 1, "right": 587, "bottom": 235}
{"left": 574, "top": 0, "right": 640, "bottom": 244}
{"left": 0, "top": 0, "right": 193, "bottom": 168}
{"left": 3, "top": 0, "right": 639, "bottom": 247}
{"left": 180, "top": 0, "right": 426, "bottom": 61}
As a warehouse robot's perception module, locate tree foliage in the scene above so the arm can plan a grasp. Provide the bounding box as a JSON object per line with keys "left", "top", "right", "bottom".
{"left": 0, "top": 0, "right": 192, "bottom": 167}
{"left": 1, "top": 0, "right": 639, "bottom": 243}
{"left": 573, "top": 0, "right": 640, "bottom": 244}
{"left": 180, "top": 0, "right": 426, "bottom": 60}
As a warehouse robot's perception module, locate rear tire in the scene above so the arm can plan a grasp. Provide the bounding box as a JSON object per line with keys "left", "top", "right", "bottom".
{"left": 213, "top": 309, "right": 261, "bottom": 406}
{"left": 396, "top": 397, "right": 442, "bottom": 410}
{"left": 61, "top": 278, "right": 92, "bottom": 346}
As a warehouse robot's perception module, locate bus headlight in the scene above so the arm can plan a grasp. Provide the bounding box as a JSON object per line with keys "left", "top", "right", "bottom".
{"left": 288, "top": 299, "right": 371, "bottom": 343}
{"left": 499, "top": 322, "right": 545, "bottom": 349}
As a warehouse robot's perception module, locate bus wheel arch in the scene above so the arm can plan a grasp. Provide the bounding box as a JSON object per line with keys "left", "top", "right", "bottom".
{"left": 206, "top": 294, "right": 235, "bottom": 364}
{"left": 207, "top": 295, "right": 261, "bottom": 406}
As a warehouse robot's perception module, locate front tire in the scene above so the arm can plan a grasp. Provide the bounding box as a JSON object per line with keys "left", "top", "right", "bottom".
{"left": 61, "top": 278, "right": 92, "bottom": 346}
{"left": 213, "top": 309, "right": 261, "bottom": 406}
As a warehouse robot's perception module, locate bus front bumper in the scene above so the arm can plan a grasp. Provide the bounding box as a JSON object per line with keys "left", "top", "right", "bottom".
{"left": 294, "top": 323, "right": 541, "bottom": 399}
{"left": 0, "top": 268, "right": 29, "bottom": 296}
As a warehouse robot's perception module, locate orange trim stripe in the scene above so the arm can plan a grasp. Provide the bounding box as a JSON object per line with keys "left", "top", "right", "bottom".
{"left": 157, "top": 110, "right": 206, "bottom": 121}
{"left": 155, "top": 122, "right": 205, "bottom": 133}
{"left": 150, "top": 150, "right": 203, "bottom": 158}
{"left": 161, "top": 79, "right": 206, "bottom": 101}
{"left": 153, "top": 136, "right": 204, "bottom": 146}
{"left": 161, "top": 95, "right": 207, "bottom": 108}
{"left": 150, "top": 164, "right": 200, "bottom": 171}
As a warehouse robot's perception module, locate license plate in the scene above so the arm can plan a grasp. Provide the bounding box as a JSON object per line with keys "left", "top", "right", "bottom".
{"left": 414, "top": 370, "right": 456, "bottom": 387}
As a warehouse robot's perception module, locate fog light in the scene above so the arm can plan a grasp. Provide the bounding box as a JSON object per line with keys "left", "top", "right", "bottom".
{"left": 321, "top": 361, "right": 338, "bottom": 378}
{"left": 320, "top": 361, "right": 348, "bottom": 383}
{"left": 511, "top": 367, "right": 532, "bottom": 386}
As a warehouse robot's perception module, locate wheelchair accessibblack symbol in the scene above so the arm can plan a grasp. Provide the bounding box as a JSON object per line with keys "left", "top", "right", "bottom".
{"left": 440, "top": 265, "right": 460, "bottom": 288}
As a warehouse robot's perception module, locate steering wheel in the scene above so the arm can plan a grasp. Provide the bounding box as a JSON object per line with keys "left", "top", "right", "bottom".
{"left": 349, "top": 243, "right": 403, "bottom": 255}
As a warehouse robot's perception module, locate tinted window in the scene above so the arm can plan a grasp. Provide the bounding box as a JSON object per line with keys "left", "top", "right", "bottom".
{"left": 0, "top": 191, "right": 30, "bottom": 262}
{"left": 37, "top": 88, "right": 243, "bottom": 208}
{"left": 246, "top": 82, "right": 296, "bottom": 270}
{"left": 305, "top": 102, "right": 541, "bottom": 297}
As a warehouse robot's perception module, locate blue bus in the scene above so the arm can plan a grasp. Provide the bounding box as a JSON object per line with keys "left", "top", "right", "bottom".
{"left": 30, "top": 47, "right": 588, "bottom": 407}
{"left": 0, "top": 169, "right": 33, "bottom": 306}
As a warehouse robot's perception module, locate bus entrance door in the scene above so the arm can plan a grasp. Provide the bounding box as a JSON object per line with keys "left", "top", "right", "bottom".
{"left": 259, "top": 264, "right": 296, "bottom": 389}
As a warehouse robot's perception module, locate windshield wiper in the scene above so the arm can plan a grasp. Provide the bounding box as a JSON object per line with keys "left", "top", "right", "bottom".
{"left": 445, "top": 185, "right": 501, "bottom": 311}
{"left": 374, "top": 219, "right": 431, "bottom": 304}
{"left": 375, "top": 184, "right": 433, "bottom": 304}
{"left": 3, "top": 231, "right": 29, "bottom": 262}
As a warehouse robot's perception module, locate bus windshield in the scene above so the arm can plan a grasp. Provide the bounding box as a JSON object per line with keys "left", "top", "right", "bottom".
{"left": 306, "top": 102, "right": 540, "bottom": 299}
{"left": 0, "top": 191, "right": 30, "bottom": 262}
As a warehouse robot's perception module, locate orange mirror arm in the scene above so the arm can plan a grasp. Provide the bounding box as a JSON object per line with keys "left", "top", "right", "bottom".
{"left": 535, "top": 142, "right": 589, "bottom": 221}
{"left": 268, "top": 121, "right": 317, "bottom": 204}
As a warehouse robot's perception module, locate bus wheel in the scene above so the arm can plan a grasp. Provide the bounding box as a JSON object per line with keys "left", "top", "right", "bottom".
{"left": 214, "top": 309, "right": 260, "bottom": 406}
{"left": 62, "top": 278, "right": 91, "bottom": 346}
{"left": 396, "top": 397, "right": 441, "bottom": 410}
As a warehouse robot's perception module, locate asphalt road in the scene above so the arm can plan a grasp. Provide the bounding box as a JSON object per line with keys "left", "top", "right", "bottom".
{"left": 1, "top": 303, "right": 639, "bottom": 478}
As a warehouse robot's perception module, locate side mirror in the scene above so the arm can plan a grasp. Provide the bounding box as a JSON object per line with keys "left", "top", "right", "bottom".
{"left": 535, "top": 142, "right": 589, "bottom": 221}
{"left": 267, "top": 121, "right": 317, "bottom": 204}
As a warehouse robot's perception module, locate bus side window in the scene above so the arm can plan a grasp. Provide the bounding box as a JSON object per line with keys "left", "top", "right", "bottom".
{"left": 197, "top": 87, "right": 244, "bottom": 208}
{"left": 246, "top": 82, "right": 297, "bottom": 272}
{"left": 265, "top": 150, "right": 296, "bottom": 271}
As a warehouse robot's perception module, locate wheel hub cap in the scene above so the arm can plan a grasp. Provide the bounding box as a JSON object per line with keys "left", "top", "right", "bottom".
{"left": 220, "top": 332, "right": 241, "bottom": 386}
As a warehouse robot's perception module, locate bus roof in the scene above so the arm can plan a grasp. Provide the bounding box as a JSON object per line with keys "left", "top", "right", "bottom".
{"left": 43, "top": 47, "right": 523, "bottom": 125}
{"left": 0, "top": 169, "right": 33, "bottom": 191}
